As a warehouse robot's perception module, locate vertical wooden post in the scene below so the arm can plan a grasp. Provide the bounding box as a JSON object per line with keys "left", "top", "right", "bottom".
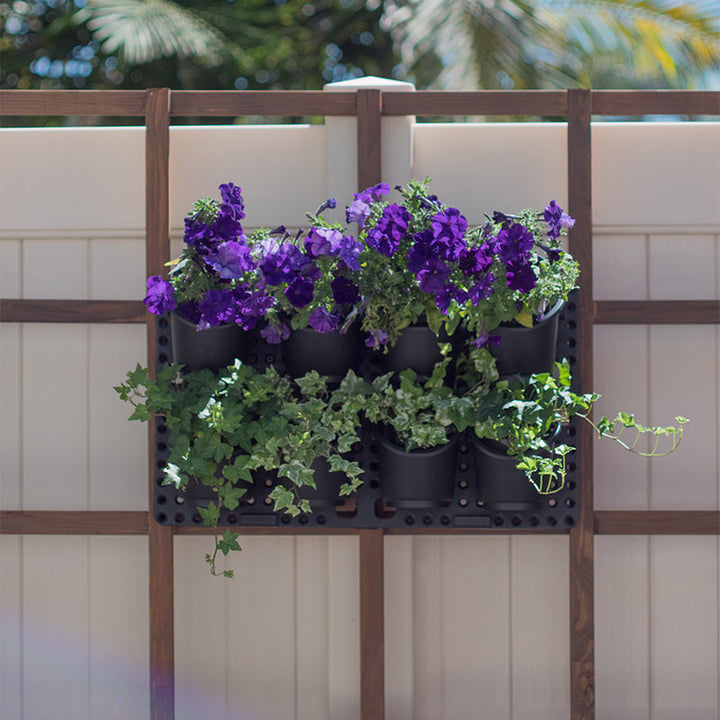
{"left": 567, "top": 88, "right": 595, "bottom": 720}
{"left": 356, "top": 89, "right": 382, "bottom": 189}
{"left": 145, "top": 88, "right": 175, "bottom": 720}
{"left": 359, "top": 529, "right": 385, "bottom": 720}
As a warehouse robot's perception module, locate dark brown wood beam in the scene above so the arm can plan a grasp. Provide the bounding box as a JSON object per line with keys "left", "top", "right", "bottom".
{"left": 568, "top": 88, "right": 595, "bottom": 720}
{"left": 0, "top": 90, "right": 147, "bottom": 116}
{"left": 382, "top": 91, "right": 567, "bottom": 116}
{"left": 170, "top": 90, "right": 356, "bottom": 117}
{"left": 0, "top": 299, "right": 146, "bottom": 323}
{"left": 146, "top": 88, "right": 175, "bottom": 720}
{"left": 0, "top": 511, "right": 148, "bottom": 534}
{"left": 357, "top": 89, "right": 382, "bottom": 191}
{"left": 594, "top": 300, "right": 720, "bottom": 325}
{"left": 359, "top": 529, "right": 385, "bottom": 720}
{"left": 596, "top": 511, "right": 720, "bottom": 535}
{"left": 592, "top": 90, "right": 720, "bottom": 117}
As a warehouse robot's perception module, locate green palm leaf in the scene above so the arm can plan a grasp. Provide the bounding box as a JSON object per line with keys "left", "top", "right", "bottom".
{"left": 382, "top": 0, "right": 720, "bottom": 88}
{"left": 75, "top": 0, "right": 224, "bottom": 64}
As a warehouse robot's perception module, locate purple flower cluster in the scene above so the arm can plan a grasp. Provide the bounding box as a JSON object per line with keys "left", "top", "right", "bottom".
{"left": 366, "top": 204, "right": 411, "bottom": 257}
{"left": 345, "top": 183, "right": 390, "bottom": 226}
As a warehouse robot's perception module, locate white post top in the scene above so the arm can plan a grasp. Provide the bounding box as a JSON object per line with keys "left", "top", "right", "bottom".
{"left": 323, "top": 76, "right": 415, "bottom": 92}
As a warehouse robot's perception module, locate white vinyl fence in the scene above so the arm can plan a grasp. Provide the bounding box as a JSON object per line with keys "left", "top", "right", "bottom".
{"left": 1, "top": 83, "right": 718, "bottom": 720}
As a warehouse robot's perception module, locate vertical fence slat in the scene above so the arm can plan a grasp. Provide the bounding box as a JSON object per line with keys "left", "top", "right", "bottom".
{"left": 567, "top": 88, "right": 595, "bottom": 720}
{"left": 356, "top": 89, "right": 382, "bottom": 190}
{"left": 360, "top": 529, "right": 385, "bottom": 720}
{"left": 145, "top": 88, "right": 174, "bottom": 720}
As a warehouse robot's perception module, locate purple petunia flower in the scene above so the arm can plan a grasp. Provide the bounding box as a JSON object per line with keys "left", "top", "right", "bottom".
{"left": 308, "top": 307, "right": 341, "bottom": 334}
{"left": 259, "top": 243, "right": 310, "bottom": 286}
{"left": 544, "top": 200, "right": 575, "bottom": 240}
{"left": 305, "top": 227, "right": 343, "bottom": 257}
{"left": 468, "top": 272, "right": 495, "bottom": 305}
{"left": 204, "top": 240, "right": 254, "bottom": 279}
{"left": 183, "top": 217, "right": 216, "bottom": 251}
{"left": 496, "top": 223, "right": 535, "bottom": 265}
{"left": 143, "top": 275, "right": 176, "bottom": 315}
{"left": 471, "top": 327, "right": 502, "bottom": 348}
{"left": 366, "top": 204, "right": 411, "bottom": 257}
{"left": 235, "top": 290, "right": 275, "bottom": 330}
{"left": 417, "top": 257, "right": 451, "bottom": 295}
{"left": 331, "top": 275, "right": 360, "bottom": 305}
{"left": 219, "top": 183, "right": 245, "bottom": 218}
{"left": 197, "top": 288, "right": 237, "bottom": 329}
{"left": 407, "top": 230, "right": 436, "bottom": 273}
{"left": 345, "top": 183, "right": 390, "bottom": 226}
{"left": 431, "top": 208, "right": 467, "bottom": 262}
{"left": 285, "top": 276, "right": 315, "bottom": 308}
{"left": 334, "top": 235, "right": 363, "bottom": 271}
{"left": 505, "top": 260, "right": 537, "bottom": 293}
{"left": 261, "top": 321, "right": 291, "bottom": 344}
{"left": 434, "top": 283, "right": 465, "bottom": 315}
{"left": 365, "top": 329, "right": 388, "bottom": 348}
{"left": 459, "top": 241, "right": 494, "bottom": 276}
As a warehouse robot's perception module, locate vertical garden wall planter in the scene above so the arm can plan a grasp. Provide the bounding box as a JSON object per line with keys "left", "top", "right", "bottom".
{"left": 490, "top": 299, "right": 564, "bottom": 376}
{"left": 171, "top": 312, "right": 248, "bottom": 372}
{"left": 471, "top": 436, "right": 545, "bottom": 510}
{"left": 375, "top": 430, "right": 458, "bottom": 509}
{"left": 283, "top": 327, "right": 362, "bottom": 383}
{"left": 377, "top": 323, "right": 443, "bottom": 378}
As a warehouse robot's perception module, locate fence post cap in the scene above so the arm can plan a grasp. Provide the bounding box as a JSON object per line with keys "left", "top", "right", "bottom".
{"left": 323, "top": 76, "right": 415, "bottom": 92}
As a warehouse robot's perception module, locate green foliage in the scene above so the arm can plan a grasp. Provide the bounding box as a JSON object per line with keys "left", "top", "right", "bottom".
{"left": 467, "top": 358, "right": 686, "bottom": 492}
{"left": 116, "top": 359, "right": 368, "bottom": 574}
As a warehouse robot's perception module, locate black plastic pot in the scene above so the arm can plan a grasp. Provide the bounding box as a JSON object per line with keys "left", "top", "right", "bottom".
{"left": 379, "top": 323, "right": 444, "bottom": 378}
{"left": 171, "top": 312, "right": 248, "bottom": 372}
{"left": 283, "top": 326, "right": 361, "bottom": 382}
{"left": 376, "top": 430, "right": 458, "bottom": 508}
{"left": 489, "top": 299, "right": 563, "bottom": 376}
{"left": 297, "top": 456, "right": 347, "bottom": 508}
{"left": 471, "top": 436, "right": 543, "bottom": 510}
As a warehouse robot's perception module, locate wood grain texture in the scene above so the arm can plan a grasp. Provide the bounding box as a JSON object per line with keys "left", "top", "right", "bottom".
{"left": 0, "top": 90, "right": 146, "bottom": 116}
{"left": 0, "top": 511, "right": 148, "bottom": 534}
{"left": 0, "top": 299, "right": 146, "bottom": 323}
{"left": 356, "top": 89, "right": 382, "bottom": 191}
{"left": 596, "top": 511, "right": 720, "bottom": 535}
{"left": 145, "top": 88, "right": 175, "bottom": 720}
{"left": 594, "top": 300, "right": 720, "bottom": 324}
{"left": 170, "top": 90, "right": 356, "bottom": 117}
{"left": 591, "top": 90, "right": 720, "bottom": 116}
{"left": 568, "top": 88, "right": 595, "bottom": 720}
{"left": 359, "top": 529, "right": 384, "bottom": 720}
{"left": 381, "top": 91, "right": 567, "bottom": 116}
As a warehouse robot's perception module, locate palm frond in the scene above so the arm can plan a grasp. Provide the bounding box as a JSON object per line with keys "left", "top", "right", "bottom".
{"left": 75, "top": 0, "right": 224, "bottom": 65}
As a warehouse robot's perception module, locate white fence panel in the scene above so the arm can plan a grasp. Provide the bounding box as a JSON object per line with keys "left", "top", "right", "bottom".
{"left": 1, "top": 109, "right": 718, "bottom": 719}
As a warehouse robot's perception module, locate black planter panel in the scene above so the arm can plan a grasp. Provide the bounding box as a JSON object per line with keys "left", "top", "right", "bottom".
{"left": 152, "top": 290, "right": 581, "bottom": 531}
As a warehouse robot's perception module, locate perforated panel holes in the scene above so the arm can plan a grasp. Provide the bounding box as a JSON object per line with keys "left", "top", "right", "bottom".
{"left": 422, "top": 514, "right": 433, "bottom": 525}
{"left": 156, "top": 513, "right": 167, "bottom": 523}
{"left": 548, "top": 498, "right": 558, "bottom": 508}
{"left": 158, "top": 335, "right": 169, "bottom": 346}
{"left": 157, "top": 495, "right": 167, "bottom": 505}
{"left": 174, "top": 513, "right": 184, "bottom": 523}
{"left": 458, "top": 498, "right": 468, "bottom": 507}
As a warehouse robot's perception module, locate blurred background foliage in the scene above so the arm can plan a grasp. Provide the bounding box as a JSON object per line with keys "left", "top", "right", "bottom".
{"left": 1, "top": 0, "right": 718, "bottom": 123}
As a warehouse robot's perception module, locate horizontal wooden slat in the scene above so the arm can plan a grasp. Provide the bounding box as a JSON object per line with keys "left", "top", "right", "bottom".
{"left": 595, "top": 511, "right": 720, "bottom": 535}
{"left": 0, "top": 90, "right": 147, "bottom": 116}
{"left": 382, "top": 91, "right": 568, "bottom": 117}
{"left": 170, "top": 90, "right": 356, "bottom": 117}
{"left": 0, "top": 299, "right": 147, "bottom": 323}
{"left": 592, "top": 90, "right": 720, "bottom": 116}
{"left": 594, "top": 300, "right": 720, "bottom": 324}
{"left": 0, "top": 511, "right": 149, "bottom": 534}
